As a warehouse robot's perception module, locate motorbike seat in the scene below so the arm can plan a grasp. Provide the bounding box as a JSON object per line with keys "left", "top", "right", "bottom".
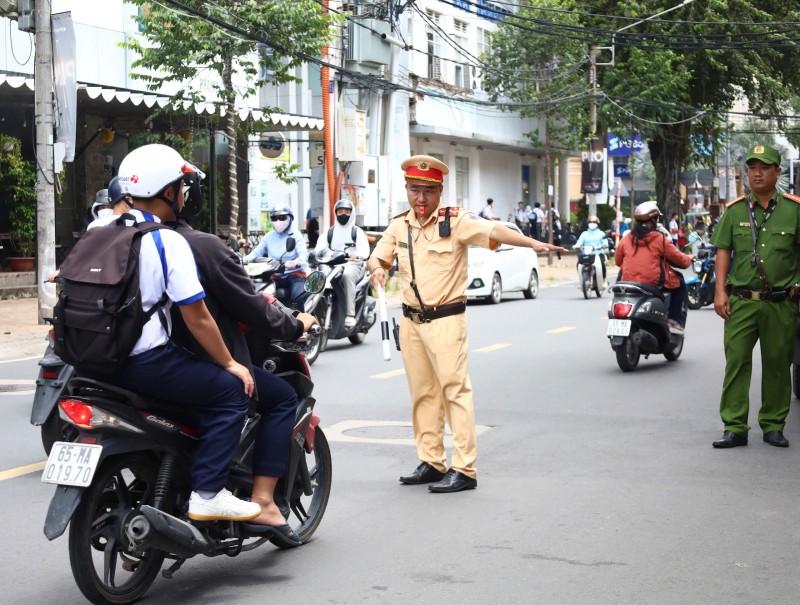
{"left": 612, "top": 281, "right": 665, "bottom": 299}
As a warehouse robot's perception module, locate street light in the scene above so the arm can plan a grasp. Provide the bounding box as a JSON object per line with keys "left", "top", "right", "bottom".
{"left": 597, "top": 0, "right": 694, "bottom": 67}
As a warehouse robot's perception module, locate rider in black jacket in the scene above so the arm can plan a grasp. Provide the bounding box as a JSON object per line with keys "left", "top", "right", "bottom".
{"left": 171, "top": 219, "right": 316, "bottom": 542}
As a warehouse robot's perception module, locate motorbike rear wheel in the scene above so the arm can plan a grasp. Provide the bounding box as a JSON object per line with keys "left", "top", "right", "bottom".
{"left": 281, "top": 427, "right": 332, "bottom": 548}
{"left": 664, "top": 337, "right": 684, "bottom": 361}
{"left": 615, "top": 337, "right": 640, "bottom": 372}
{"left": 687, "top": 282, "right": 702, "bottom": 310}
{"left": 68, "top": 454, "right": 165, "bottom": 605}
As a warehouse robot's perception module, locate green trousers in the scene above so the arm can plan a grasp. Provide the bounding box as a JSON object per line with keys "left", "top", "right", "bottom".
{"left": 720, "top": 296, "right": 798, "bottom": 435}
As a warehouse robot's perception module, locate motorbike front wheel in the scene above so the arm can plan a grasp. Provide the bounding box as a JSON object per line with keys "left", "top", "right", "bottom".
{"left": 581, "top": 270, "right": 590, "bottom": 299}
{"left": 68, "top": 454, "right": 165, "bottom": 605}
{"left": 687, "top": 282, "right": 702, "bottom": 310}
{"left": 281, "top": 427, "right": 332, "bottom": 548}
{"left": 615, "top": 337, "right": 640, "bottom": 372}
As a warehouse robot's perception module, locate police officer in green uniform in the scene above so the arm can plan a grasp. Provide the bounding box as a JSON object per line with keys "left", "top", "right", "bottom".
{"left": 711, "top": 144, "right": 800, "bottom": 448}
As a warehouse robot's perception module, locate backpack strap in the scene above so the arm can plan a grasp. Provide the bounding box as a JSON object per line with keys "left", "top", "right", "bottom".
{"left": 327, "top": 226, "right": 334, "bottom": 247}
{"left": 135, "top": 222, "right": 172, "bottom": 330}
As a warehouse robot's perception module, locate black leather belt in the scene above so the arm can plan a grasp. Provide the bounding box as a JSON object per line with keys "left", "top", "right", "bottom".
{"left": 401, "top": 301, "right": 466, "bottom": 324}
{"left": 727, "top": 285, "right": 790, "bottom": 302}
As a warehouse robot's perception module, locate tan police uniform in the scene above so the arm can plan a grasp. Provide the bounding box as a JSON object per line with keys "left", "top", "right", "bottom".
{"left": 371, "top": 164, "right": 499, "bottom": 479}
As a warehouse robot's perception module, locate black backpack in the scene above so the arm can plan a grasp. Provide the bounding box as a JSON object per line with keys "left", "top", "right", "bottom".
{"left": 327, "top": 225, "right": 358, "bottom": 248}
{"left": 53, "top": 217, "right": 169, "bottom": 375}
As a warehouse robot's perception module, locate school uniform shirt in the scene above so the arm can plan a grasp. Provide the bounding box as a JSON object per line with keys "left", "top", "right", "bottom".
{"left": 128, "top": 210, "right": 205, "bottom": 356}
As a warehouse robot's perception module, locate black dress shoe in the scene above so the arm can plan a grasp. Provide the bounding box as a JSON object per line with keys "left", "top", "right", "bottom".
{"left": 712, "top": 430, "right": 748, "bottom": 448}
{"left": 399, "top": 462, "right": 445, "bottom": 485}
{"left": 763, "top": 430, "right": 789, "bottom": 448}
{"left": 428, "top": 469, "right": 477, "bottom": 493}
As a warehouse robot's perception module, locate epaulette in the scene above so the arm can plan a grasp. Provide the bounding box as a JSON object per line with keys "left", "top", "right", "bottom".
{"left": 726, "top": 196, "right": 745, "bottom": 208}
{"left": 784, "top": 193, "right": 800, "bottom": 205}
{"left": 438, "top": 207, "right": 462, "bottom": 217}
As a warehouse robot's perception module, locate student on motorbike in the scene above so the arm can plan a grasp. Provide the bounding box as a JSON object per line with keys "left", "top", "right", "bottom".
{"left": 86, "top": 144, "right": 261, "bottom": 523}
{"left": 314, "top": 199, "right": 370, "bottom": 328}
{"left": 171, "top": 213, "right": 317, "bottom": 545}
{"left": 242, "top": 205, "right": 310, "bottom": 310}
{"left": 573, "top": 214, "right": 610, "bottom": 284}
{"left": 615, "top": 201, "right": 695, "bottom": 332}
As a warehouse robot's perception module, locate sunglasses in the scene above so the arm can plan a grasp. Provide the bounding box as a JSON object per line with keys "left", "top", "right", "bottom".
{"left": 271, "top": 215, "right": 289, "bottom": 221}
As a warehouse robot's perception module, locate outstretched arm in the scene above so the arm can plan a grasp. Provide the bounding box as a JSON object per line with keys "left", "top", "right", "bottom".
{"left": 489, "top": 223, "right": 568, "bottom": 253}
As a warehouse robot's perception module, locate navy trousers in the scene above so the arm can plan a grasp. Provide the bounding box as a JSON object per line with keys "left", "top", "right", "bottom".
{"left": 104, "top": 341, "right": 251, "bottom": 493}
{"left": 252, "top": 367, "right": 297, "bottom": 477}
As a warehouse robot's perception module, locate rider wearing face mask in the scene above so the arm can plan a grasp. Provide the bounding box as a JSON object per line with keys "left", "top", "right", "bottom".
{"left": 315, "top": 199, "right": 371, "bottom": 328}
{"left": 572, "top": 214, "right": 610, "bottom": 284}
{"left": 242, "top": 205, "right": 310, "bottom": 309}
{"left": 615, "top": 201, "right": 695, "bottom": 332}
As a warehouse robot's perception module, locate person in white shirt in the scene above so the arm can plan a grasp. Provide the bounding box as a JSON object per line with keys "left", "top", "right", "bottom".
{"left": 100, "top": 144, "right": 262, "bottom": 523}
{"left": 315, "top": 199, "right": 370, "bottom": 327}
{"left": 480, "top": 198, "right": 499, "bottom": 220}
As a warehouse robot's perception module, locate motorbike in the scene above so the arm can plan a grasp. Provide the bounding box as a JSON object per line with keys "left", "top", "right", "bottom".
{"left": 305, "top": 248, "right": 376, "bottom": 350}
{"left": 577, "top": 245, "right": 607, "bottom": 299}
{"left": 607, "top": 281, "right": 685, "bottom": 372}
{"left": 39, "top": 303, "right": 330, "bottom": 605}
{"left": 244, "top": 256, "right": 325, "bottom": 365}
{"left": 686, "top": 244, "right": 716, "bottom": 310}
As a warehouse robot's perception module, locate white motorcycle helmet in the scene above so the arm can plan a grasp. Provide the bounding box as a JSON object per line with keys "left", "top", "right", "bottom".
{"left": 118, "top": 144, "right": 202, "bottom": 217}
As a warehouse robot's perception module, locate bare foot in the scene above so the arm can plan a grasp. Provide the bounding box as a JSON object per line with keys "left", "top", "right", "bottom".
{"left": 248, "top": 498, "right": 286, "bottom": 526}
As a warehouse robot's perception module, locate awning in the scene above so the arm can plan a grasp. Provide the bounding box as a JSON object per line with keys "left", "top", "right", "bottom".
{"left": 0, "top": 74, "right": 323, "bottom": 131}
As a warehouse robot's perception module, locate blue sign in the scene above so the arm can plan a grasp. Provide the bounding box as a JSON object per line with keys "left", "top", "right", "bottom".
{"left": 607, "top": 132, "right": 643, "bottom": 157}
{"left": 614, "top": 164, "right": 631, "bottom": 177}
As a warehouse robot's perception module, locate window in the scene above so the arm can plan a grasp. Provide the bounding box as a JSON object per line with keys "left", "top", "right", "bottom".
{"left": 456, "top": 157, "right": 469, "bottom": 206}
{"left": 453, "top": 34, "right": 468, "bottom": 87}
{"left": 427, "top": 30, "right": 442, "bottom": 81}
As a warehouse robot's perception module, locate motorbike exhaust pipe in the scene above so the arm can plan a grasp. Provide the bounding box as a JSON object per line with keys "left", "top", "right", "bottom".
{"left": 125, "top": 505, "right": 213, "bottom": 558}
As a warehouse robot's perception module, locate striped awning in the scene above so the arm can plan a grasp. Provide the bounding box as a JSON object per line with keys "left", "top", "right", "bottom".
{"left": 0, "top": 74, "right": 323, "bottom": 131}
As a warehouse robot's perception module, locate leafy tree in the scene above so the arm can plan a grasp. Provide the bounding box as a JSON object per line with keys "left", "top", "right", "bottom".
{"left": 482, "top": 0, "right": 589, "bottom": 257}
{"left": 0, "top": 135, "right": 37, "bottom": 256}
{"left": 124, "top": 1, "right": 339, "bottom": 234}
{"left": 583, "top": 0, "right": 800, "bottom": 217}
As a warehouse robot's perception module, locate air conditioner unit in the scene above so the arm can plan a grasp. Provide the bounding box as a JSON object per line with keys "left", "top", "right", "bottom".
{"left": 0, "top": 0, "right": 19, "bottom": 18}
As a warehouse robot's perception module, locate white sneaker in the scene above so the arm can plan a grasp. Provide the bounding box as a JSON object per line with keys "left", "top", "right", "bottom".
{"left": 344, "top": 316, "right": 356, "bottom": 329}
{"left": 667, "top": 320, "right": 685, "bottom": 334}
{"left": 188, "top": 489, "right": 261, "bottom": 522}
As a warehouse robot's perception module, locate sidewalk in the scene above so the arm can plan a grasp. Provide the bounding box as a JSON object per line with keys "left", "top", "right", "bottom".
{"left": 0, "top": 254, "right": 588, "bottom": 363}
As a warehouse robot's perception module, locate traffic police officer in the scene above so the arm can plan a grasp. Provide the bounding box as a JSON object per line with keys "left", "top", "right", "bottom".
{"left": 368, "top": 155, "right": 565, "bottom": 492}
{"left": 711, "top": 144, "right": 800, "bottom": 448}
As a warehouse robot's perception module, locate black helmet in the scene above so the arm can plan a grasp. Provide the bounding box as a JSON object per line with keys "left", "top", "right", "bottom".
{"left": 107, "top": 176, "right": 132, "bottom": 207}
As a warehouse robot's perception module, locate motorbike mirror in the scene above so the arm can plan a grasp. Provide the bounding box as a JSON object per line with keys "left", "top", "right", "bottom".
{"left": 304, "top": 270, "right": 326, "bottom": 294}
{"left": 286, "top": 237, "right": 296, "bottom": 253}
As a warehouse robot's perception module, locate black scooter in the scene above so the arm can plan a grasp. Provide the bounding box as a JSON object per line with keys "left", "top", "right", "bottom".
{"left": 607, "top": 281, "right": 685, "bottom": 371}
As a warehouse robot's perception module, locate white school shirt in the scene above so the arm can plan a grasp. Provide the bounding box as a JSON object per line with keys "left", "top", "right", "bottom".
{"left": 125, "top": 210, "right": 205, "bottom": 355}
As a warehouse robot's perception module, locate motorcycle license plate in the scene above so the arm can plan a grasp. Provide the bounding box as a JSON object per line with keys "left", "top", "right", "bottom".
{"left": 607, "top": 319, "right": 631, "bottom": 337}
{"left": 41, "top": 442, "right": 102, "bottom": 487}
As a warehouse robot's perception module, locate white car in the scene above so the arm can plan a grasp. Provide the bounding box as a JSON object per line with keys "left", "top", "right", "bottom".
{"left": 467, "top": 222, "right": 539, "bottom": 304}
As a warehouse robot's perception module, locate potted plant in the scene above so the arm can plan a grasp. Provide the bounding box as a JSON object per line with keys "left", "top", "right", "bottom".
{"left": 0, "top": 135, "right": 37, "bottom": 271}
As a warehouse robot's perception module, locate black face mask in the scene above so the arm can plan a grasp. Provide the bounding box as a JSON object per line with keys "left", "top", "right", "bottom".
{"left": 336, "top": 213, "right": 350, "bottom": 226}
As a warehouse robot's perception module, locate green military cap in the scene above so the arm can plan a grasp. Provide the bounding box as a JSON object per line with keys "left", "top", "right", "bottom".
{"left": 745, "top": 144, "right": 781, "bottom": 166}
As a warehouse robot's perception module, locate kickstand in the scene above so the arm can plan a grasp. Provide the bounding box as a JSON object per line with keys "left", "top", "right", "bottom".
{"left": 162, "top": 558, "right": 186, "bottom": 579}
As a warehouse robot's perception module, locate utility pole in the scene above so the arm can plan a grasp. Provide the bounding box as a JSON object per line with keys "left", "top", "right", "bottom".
{"left": 587, "top": 46, "right": 597, "bottom": 217}
{"left": 35, "top": 0, "right": 57, "bottom": 323}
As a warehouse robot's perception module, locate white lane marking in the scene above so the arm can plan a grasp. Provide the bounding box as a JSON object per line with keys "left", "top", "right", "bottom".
{"left": 324, "top": 420, "right": 493, "bottom": 446}
{"left": 473, "top": 343, "right": 511, "bottom": 353}
{"left": 0, "top": 356, "right": 39, "bottom": 364}
{"left": 0, "top": 378, "right": 36, "bottom": 397}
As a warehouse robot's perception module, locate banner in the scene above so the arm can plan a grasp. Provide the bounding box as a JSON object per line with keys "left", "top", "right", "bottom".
{"left": 607, "top": 132, "right": 643, "bottom": 157}
{"left": 52, "top": 12, "right": 77, "bottom": 162}
{"left": 581, "top": 147, "right": 605, "bottom": 194}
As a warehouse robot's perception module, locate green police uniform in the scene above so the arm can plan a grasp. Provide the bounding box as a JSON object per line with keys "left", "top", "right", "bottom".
{"left": 711, "top": 189, "right": 800, "bottom": 436}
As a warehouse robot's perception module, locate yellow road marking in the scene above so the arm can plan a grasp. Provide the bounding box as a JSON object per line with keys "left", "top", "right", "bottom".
{"left": 473, "top": 343, "right": 511, "bottom": 353}
{"left": 0, "top": 461, "right": 45, "bottom": 482}
{"left": 371, "top": 368, "right": 406, "bottom": 379}
{"left": 547, "top": 326, "right": 576, "bottom": 334}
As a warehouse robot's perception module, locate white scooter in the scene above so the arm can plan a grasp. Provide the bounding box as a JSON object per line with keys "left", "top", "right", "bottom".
{"left": 576, "top": 245, "right": 608, "bottom": 299}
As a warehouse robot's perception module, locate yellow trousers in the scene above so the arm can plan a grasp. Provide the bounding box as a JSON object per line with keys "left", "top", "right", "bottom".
{"left": 400, "top": 313, "right": 477, "bottom": 479}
